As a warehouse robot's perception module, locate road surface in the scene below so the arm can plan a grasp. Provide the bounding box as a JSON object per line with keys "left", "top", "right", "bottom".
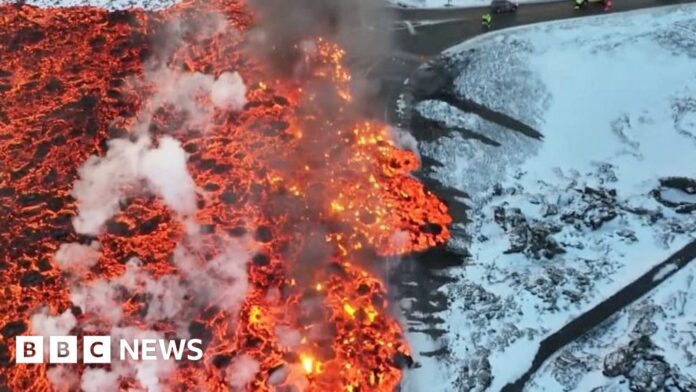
{"left": 394, "top": 0, "right": 696, "bottom": 55}
{"left": 360, "top": 0, "right": 696, "bottom": 120}
{"left": 373, "top": 2, "right": 696, "bottom": 391}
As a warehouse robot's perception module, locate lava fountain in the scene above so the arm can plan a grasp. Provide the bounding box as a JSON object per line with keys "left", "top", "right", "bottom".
{"left": 0, "top": 0, "right": 451, "bottom": 391}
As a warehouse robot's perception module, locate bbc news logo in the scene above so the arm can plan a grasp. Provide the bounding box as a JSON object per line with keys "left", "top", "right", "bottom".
{"left": 16, "top": 336, "right": 203, "bottom": 364}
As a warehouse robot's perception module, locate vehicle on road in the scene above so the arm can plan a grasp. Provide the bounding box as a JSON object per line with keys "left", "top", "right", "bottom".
{"left": 575, "top": 0, "right": 611, "bottom": 10}
{"left": 482, "top": 12, "right": 493, "bottom": 29}
{"left": 491, "top": 0, "right": 519, "bottom": 13}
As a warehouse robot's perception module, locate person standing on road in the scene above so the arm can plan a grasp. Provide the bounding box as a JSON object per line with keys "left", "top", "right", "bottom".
{"left": 603, "top": 0, "right": 613, "bottom": 11}
{"left": 482, "top": 12, "right": 492, "bottom": 29}
{"left": 574, "top": 0, "right": 586, "bottom": 9}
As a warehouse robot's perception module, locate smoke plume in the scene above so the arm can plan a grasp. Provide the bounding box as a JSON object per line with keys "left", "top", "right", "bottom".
{"left": 70, "top": 135, "right": 199, "bottom": 235}
{"left": 53, "top": 241, "right": 101, "bottom": 275}
{"left": 246, "top": 0, "right": 395, "bottom": 104}
{"left": 225, "top": 354, "right": 261, "bottom": 389}
{"left": 32, "top": 0, "right": 408, "bottom": 391}
{"left": 34, "top": 11, "right": 255, "bottom": 392}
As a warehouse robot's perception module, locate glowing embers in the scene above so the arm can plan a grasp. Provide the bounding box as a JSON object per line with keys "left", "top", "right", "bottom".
{"left": 0, "top": 0, "right": 450, "bottom": 391}
{"left": 300, "top": 353, "right": 320, "bottom": 375}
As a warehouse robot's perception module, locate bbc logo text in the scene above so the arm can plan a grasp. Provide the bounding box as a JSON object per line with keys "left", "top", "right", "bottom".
{"left": 16, "top": 336, "right": 203, "bottom": 364}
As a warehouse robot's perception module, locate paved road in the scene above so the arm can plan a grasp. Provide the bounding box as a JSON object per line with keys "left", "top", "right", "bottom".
{"left": 393, "top": 0, "right": 696, "bottom": 56}
{"left": 358, "top": 0, "right": 696, "bottom": 120}
{"left": 501, "top": 238, "right": 696, "bottom": 392}
{"left": 373, "top": 2, "right": 696, "bottom": 391}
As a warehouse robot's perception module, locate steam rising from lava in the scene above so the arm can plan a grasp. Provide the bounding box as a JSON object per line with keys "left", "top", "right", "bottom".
{"left": 247, "top": 0, "right": 394, "bottom": 106}
{"left": 0, "top": 0, "right": 450, "bottom": 391}
{"left": 42, "top": 12, "right": 254, "bottom": 391}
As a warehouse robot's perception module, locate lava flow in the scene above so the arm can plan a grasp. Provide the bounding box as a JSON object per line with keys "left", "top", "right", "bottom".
{"left": 0, "top": 1, "right": 451, "bottom": 391}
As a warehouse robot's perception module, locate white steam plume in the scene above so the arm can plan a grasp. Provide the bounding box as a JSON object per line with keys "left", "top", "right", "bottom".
{"left": 80, "top": 369, "right": 119, "bottom": 392}
{"left": 133, "top": 68, "right": 247, "bottom": 135}
{"left": 53, "top": 241, "right": 100, "bottom": 275}
{"left": 71, "top": 65, "right": 247, "bottom": 236}
{"left": 140, "top": 136, "right": 198, "bottom": 216}
{"left": 225, "top": 354, "right": 261, "bottom": 389}
{"left": 388, "top": 126, "right": 419, "bottom": 158}
{"left": 46, "top": 366, "right": 80, "bottom": 392}
{"left": 43, "top": 11, "right": 254, "bottom": 392}
{"left": 71, "top": 135, "right": 198, "bottom": 235}
{"left": 29, "top": 308, "right": 77, "bottom": 338}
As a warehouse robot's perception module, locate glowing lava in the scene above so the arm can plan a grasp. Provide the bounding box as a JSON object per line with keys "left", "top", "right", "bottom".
{"left": 0, "top": 1, "right": 450, "bottom": 391}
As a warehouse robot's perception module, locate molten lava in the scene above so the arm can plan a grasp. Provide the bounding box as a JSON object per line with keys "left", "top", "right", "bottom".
{"left": 0, "top": 1, "right": 450, "bottom": 391}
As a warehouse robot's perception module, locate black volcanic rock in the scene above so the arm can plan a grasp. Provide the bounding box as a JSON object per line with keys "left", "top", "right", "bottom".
{"left": 652, "top": 177, "right": 696, "bottom": 213}
{"left": 603, "top": 347, "right": 635, "bottom": 377}
{"left": 0, "top": 343, "right": 9, "bottom": 367}
{"left": 628, "top": 359, "right": 669, "bottom": 392}
{"left": 255, "top": 226, "right": 273, "bottom": 243}
{"left": 20, "top": 271, "right": 45, "bottom": 287}
{"left": 0, "top": 320, "right": 27, "bottom": 338}
{"left": 494, "top": 206, "right": 565, "bottom": 260}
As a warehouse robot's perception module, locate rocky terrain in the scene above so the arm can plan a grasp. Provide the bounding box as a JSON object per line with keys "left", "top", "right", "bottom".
{"left": 397, "top": 6, "right": 696, "bottom": 391}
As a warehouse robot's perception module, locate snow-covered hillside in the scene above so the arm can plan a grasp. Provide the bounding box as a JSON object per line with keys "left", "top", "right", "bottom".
{"left": 528, "top": 260, "right": 696, "bottom": 391}
{"left": 401, "top": 5, "right": 696, "bottom": 391}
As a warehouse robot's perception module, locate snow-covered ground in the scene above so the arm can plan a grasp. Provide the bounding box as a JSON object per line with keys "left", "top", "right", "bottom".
{"left": 402, "top": 5, "right": 696, "bottom": 391}
{"left": 528, "top": 260, "right": 696, "bottom": 391}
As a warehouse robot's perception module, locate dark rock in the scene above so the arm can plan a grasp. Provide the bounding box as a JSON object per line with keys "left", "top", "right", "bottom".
{"left": 227, "top": 226, "right": 247, "bottom": 237}
{"left": 560, "top": 187, "right": 619, "bottom": 230}
{"left": 255, "top": 226, "right": 273, "bottom": 243}
{"left": 603, "top": 347, "right": 634, "bottom": 377}
{"left": 392, "top": 352, "right": 414, "bottom": 369}
{"left": 45, "top": 197, "right": 64, "bottom": 212}
{"left": 139, "top": 217, "right": 161, "bottom": 235}
{"left": 627, "top": 359, "right": 669, "bottom": 392}
{"left": 199, "top": 224, "right": 215, "bottom": 234}
{"left": 273, "top": 96, "right": 289, "bottom": 106}
{"left": 203, "top": 183, "right": 220, "bottom": 192}
{"left": 604, "top": 336, "right": 657, "bottom": 378}
{"left": 219, "top": 190, "right": 236, "bottom": 205}
{"left": 188, "top": 321, "right": 213, "bottom": 348}
{"left": 252, "top": 253, "right": 270, "bottom": 267}
{"left": 20, "top": 271, "right": 44, "bottom": 287}
{"left": 653, "top": 177, "right": 696, "bottom": 213}
{"left": 36, "top": 259, "right": 52, "bottom": 272}
{"left": 17, "top": 193, "right": 43, "bottom": 206}
{"left": 212, "top": 353, "right": 232, "bottom": 368}
{"left": 0, "top": 321, "right": 27, "bottom": 338}
{"left": 495, "top": 206, "right": 565, "bottom": 260}
{"left": 0, "top": 344, "right": 9, "bottom": 367}
{"left": 420, "top": 223, "right": 443, "bottom": 235}
{"left": 106, "top": 220, "right": 131, "bottom": 236}
{"left": 71, "top": 306, "right": 82, "bottom": 317}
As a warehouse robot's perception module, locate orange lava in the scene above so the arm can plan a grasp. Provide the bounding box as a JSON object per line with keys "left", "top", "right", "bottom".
{"left": 0, "top": 1, "right": 451, "bottom": 391}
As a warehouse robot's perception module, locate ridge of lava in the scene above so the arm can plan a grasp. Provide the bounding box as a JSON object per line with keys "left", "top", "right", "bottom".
{"left": 0, "top": 0, "right": 451, "bottom": 391}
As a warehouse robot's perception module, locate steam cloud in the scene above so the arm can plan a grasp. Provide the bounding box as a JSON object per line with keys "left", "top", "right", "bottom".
{"left": 70, "top": 66, "right": 247, "bottom": 235}
{"left": 225, "top": 354, "right": 261, "bottom": 389}
{"left": 31, "top": 0, "right": 404, "bottom": 390}
{"left": 71, "top": 135, "right": 198, "bottom": 235}
{"left": 247, "top": 0, "right": 393, "bottom": 71}
{"left": 46, "top": 366, "right": 81, "bottom": 392}
{"left": 53, "top": 241, "right": 101, "bottom": 275}
{"left": 32, "top": 11, "right": 254, "bottom": 392}
{"left": 42, "top": 239, "right": 253, "bottom": 390}
{"left": 247, "top": 0, "right": 395, "bottom": 108}
{"left": 71, "top": 12, "right": 247, "bottom": 235}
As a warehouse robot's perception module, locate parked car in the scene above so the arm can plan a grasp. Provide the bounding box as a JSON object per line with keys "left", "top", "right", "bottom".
{"left": 491, "top": 0, "right": 519, "bottom": 13}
